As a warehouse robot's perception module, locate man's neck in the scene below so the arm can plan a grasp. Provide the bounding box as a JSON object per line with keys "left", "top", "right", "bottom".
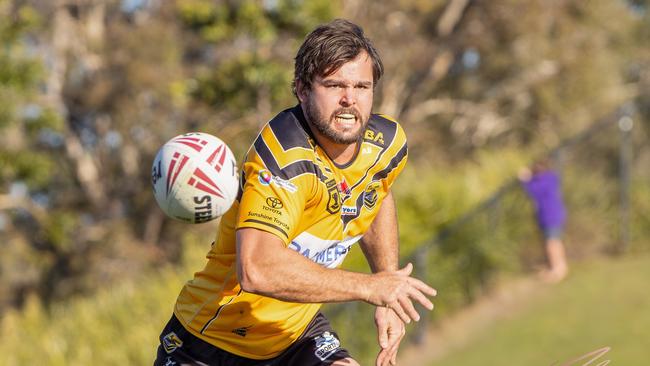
{"left": 310, "top": 131, "right": 358, "bottom": 166}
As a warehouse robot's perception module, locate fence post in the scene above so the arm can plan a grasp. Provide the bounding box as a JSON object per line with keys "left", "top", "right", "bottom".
{"left": 618, "top": 115, "right": 633, "bottom": 253}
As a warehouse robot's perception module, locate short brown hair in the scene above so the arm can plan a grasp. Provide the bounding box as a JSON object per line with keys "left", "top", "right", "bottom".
{"left": 292, "top": 19, "right": 384, "bottom": 98}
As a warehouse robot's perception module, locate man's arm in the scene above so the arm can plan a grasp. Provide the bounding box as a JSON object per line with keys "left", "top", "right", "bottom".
{"left": 359, "top": 190, "right": 399, "bottom": 273}
{"left": 236, "top": 224, "right": 436, "bottom": 323}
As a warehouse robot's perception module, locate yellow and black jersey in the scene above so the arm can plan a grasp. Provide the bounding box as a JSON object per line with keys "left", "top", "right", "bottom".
{"left": 174, "top": 105, "right": 408, "bottom": 359}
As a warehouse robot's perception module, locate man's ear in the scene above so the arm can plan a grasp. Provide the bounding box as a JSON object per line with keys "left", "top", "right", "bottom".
{"left": 295, "top": 80, "right": 308, "bottom": 103}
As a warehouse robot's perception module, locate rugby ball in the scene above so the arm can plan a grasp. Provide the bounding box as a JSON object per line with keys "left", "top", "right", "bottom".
{"left": 151, "top": 132, "right": 238, "bottom": 223}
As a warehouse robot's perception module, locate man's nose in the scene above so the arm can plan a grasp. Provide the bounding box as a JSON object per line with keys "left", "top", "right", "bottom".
{"left": 339, "top": 87, "right": 356, "bottom": 106}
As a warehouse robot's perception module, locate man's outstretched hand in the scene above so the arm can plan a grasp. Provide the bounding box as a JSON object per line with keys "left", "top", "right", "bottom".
{"left": 366, "top": 263, "right": 437, "bottom": 324}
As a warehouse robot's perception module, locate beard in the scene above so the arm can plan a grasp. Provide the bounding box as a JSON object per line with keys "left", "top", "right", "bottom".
{"left": 304, "top": 97, "right": 369, "bottom": 145}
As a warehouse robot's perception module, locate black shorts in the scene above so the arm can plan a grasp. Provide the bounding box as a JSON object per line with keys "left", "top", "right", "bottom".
{"left": 153, "top": 312, "right": 352, "bottom": 366}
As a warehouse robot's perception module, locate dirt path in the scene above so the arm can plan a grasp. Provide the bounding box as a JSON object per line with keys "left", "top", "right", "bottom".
{"left": 398, "top": 275, "right": 552, "bottom": 365}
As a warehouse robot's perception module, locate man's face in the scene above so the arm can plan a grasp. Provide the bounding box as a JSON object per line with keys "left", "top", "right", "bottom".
{"left": 298, "top": 52, "right": 374, "bottom": 145}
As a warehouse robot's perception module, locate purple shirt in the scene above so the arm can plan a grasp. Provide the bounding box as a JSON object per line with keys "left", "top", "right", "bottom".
{"left": 522, "top": 170, "right": 567, "bottom": 229}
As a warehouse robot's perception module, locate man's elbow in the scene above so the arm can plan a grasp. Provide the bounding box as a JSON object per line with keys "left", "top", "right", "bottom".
{"left": 237, "top": 263, "right": 269, "bottom": 294}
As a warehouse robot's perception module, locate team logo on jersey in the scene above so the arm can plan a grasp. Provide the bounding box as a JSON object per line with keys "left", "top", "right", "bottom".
{"left": 325, "top": 179, "right": 341, "bottom": 214}
{"left": 162, "top": 332, "right": 183, "bottom": 354}
{"left": 363, "top": 181, "right": 381, "bottom": 210}
{"left": 314, "top": 331, "right": 341, "bottom": 361}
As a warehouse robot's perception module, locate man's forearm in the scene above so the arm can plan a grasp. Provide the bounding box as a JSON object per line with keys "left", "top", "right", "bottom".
{"left": 237, "top": 228, "right": 374, "bottom": 304}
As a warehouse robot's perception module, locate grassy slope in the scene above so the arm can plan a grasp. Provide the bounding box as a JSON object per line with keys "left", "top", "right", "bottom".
{"left": 431, "top": 253, "right": 650, "bottom": 366}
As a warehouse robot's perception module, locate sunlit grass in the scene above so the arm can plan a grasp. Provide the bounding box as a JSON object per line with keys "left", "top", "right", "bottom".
{"left": 431, "top": 253, "right": 650, "bottom": 366}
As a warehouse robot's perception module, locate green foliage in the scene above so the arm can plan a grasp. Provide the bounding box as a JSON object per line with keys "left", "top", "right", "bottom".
{"left": 0, "top": 233, "right": 208, "bottom": 365}
{"left": 193, "top": 53, "right": 292, "bottom": 112}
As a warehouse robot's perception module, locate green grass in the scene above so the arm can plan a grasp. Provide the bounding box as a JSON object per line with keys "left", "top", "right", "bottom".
{"left": 431, "top": 253, "right": 650, "bottom": 366}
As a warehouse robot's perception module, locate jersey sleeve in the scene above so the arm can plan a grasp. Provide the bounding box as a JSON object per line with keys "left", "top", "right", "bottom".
{"left": 383, "top": 120, "right": 409, "bottom": 189}
{"left": 236, "top": 140, "right": 317, "bottom": 245}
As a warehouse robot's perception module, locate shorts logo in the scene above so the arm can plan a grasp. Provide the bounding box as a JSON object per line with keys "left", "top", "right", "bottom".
{"left": 314, "top": 331, "right": 341, "bottom": 361}
{"left": 162, "top": 332, "right": 183, "bottom": 354}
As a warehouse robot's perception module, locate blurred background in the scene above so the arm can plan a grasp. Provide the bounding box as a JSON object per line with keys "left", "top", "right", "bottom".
{"left": 1, "top": 0, "right": 649, "bottom": 364}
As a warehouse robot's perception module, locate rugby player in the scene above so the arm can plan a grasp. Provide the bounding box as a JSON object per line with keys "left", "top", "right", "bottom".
{"left": 155, "top": 19, "right": 437, "bottom": 366}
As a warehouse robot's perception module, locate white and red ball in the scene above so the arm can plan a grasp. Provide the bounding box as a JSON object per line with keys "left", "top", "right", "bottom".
{"left": 151, "top": 132, "right": 238, "bottom": 223}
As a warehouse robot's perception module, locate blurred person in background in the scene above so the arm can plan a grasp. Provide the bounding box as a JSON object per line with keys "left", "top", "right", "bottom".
{"left": 154, "top": 19, "right": 436, "bottom": 366}
{"left": 519, "top": 158, "right": 569, "bottom": 283}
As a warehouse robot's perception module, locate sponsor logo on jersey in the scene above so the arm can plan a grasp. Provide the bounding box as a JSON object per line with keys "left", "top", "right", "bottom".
{"left": 265, "top": 197, "right": 283, "bottom": 209}
{"left": 258, "top": 170, "right": 298, "bottom": 193}
{"left": 259, "top": 169, "right": 272, "bottom": 185}
{"left": 194, "top": 195, "right": 213, "bottom": 223}
{"left": 162, "top": 332, "right": 183, "bottom": 354}
{"left": 314, "top": 331, "right": 341, "bottom": 361}
{"left": 262, "top": 196, "right": 283, "bottom": 215}
{"left": 247, "top": 211, "right": 290, "bottom": 232}
{"left": 325, "top": 179, "right": 341, "bottom": 214}
{"left": 341, "top": 206, "right": 357, "bottom": 216}
{"left": 289, "top": 241, "right": 351, "bottom": 266}
{"left": 364, "top": 130, "right": 385, "bottom": 146}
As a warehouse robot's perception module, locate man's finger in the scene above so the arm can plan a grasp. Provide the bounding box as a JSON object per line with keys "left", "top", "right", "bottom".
{"left": 390, "top": 345, "right": 399, "bottom": 365}
{"left": 377, "top": 318, "right": 388, "bottom": 348}
{"left": 398, "top": 296, "right": 420, "bottom": 322}
{"left": 384, "top": 340, "right": 400, "bottom": 366}
{"left": 389, "top": 302, "right": 411, "bottom": 324}
{"left": 409, "top": 277, "right": 437, "bottom": 297}
{"left": 407, "top": 285, "right": 435, "bottom": 311}
{"left": 376, "top": 347, "right": 389, "bottom": 366}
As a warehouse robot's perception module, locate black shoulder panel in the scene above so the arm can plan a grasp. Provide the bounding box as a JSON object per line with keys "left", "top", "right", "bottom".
{"left": 268, "top": 106, "right": 312, "bottom": 151}
{"left": 364, "top": 114, "right": 398, "bottom": 148}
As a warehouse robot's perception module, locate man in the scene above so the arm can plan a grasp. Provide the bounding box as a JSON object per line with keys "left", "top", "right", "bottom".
{"left": 155, "top": 19, "right": 436, "bottom": 366}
